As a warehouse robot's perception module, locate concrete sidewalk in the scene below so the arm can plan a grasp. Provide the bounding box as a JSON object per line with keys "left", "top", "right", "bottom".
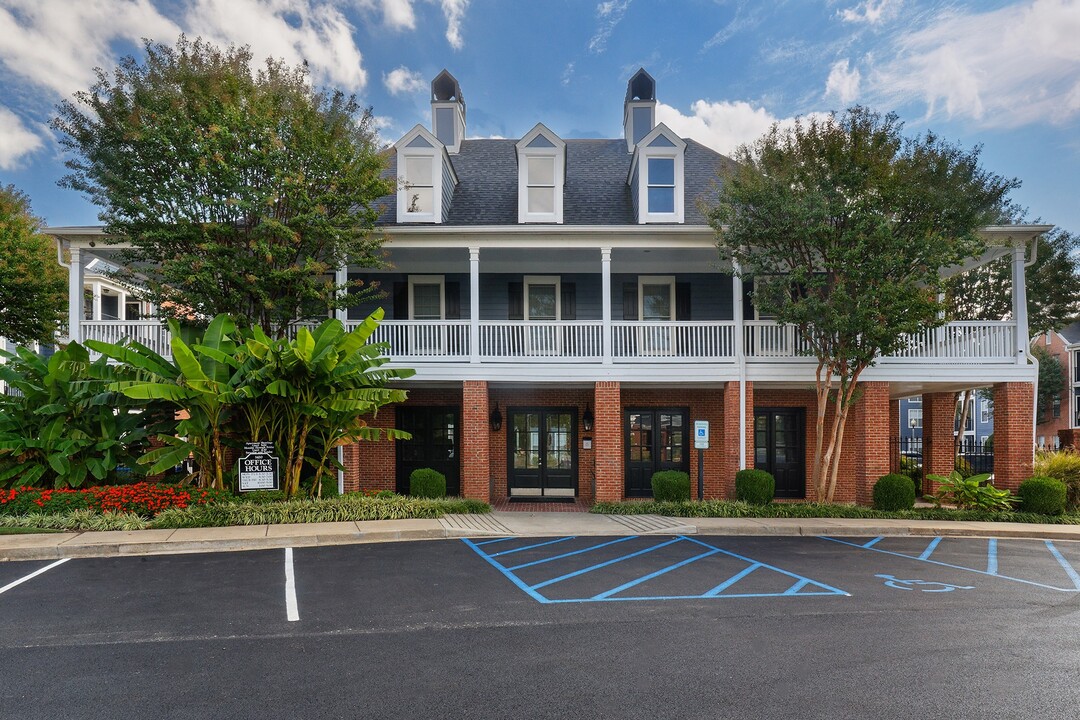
{"left": 3, "top": 511, "right": 1080, "bottom": 561}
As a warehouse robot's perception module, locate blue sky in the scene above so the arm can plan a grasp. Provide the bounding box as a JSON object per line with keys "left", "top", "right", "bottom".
{"left": 1, "top": 0, "right": 1078, "bottom": 232}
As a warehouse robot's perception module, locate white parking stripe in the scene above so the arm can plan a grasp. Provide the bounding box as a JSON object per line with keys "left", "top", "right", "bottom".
{"left": 0, "top": 558, "right": 71, "bottom": 596}
{"left": 284, "top": 548, "right": 299, "bottom": 622}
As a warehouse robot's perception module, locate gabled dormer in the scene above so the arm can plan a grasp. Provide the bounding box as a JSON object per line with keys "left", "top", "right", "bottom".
{"left": 623, "top": 68, "right": 656, "bottom": 151}
{"left": 516, "top": 123, "right": 566, "bottom": 224}
{"left": 431, "top": 69, "right": 466, "bottom": 155}
{"left": 395, "top": 124, "right": 457, "bottom": 224}
{"left": 628, "top": 123, "right": 686, "bottom": 224}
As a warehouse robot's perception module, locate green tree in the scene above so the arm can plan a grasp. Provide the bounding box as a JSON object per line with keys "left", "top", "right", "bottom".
{"left": 1032, "top": 345, "right": 1065, "bottom": 423}
{"left": 53, "top": 36, "right": 393, "bottom": 337}
{"left": 709, "top": 107, "right": 1017, "bottom": 502}
{"left": 946, "top": 227, "right": 1080, "bottom": 335}
{"left": 0, "top": 185, "right": 67, "bottom": 344}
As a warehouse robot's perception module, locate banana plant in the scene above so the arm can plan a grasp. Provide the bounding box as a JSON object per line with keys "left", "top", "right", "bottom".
{"left": 0, "top": 343, "right": 158, "bottom": 488}
{"left": 240, "top": 309, "right": 414, "bottom": 497}
{"left": 87, "top": 315, "right": 251, "bottom": 490}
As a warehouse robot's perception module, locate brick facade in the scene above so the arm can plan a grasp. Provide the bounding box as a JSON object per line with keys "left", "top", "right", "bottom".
{"left": 853, "top": 382, "right": 891, "bottom": 505}
{"left": 594, "top": 381, "right": 623, "bottom": 502}
{"left": 889, "top": 399, "right": 901, "bottom": 475}
{"left": 993, "top": 382, "right": 1034, "bottom": 489}
{"left": 721, "top": 381, "right": 753, "bottom": 498}
{"left": 462, "top": 381, "right": 491, "bottom": 502}
{"left": 922, "top": 392, "right": 957, "bottom": 493}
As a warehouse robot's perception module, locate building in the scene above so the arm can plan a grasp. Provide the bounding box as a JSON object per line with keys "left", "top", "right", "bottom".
{"left": 1036, "top": 323, "right": 1080, "bottom": 449}
{"left": 48, "top": 69, "right": 1046, "bottom": 503}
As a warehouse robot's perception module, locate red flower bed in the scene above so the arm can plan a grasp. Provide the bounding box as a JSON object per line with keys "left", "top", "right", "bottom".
{"left": 0, "top": 483, "right": 230, "bottom": 517}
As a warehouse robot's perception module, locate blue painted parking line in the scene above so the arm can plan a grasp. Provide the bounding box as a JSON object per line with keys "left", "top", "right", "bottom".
{"left": 464, "top": 536, "right": 849, "bottom": 604}
{"left": 821, "top": 536, "right": 1080, "bottom": 592}
{"left": 473, "top": 537, "right": 515, "bottom": 546}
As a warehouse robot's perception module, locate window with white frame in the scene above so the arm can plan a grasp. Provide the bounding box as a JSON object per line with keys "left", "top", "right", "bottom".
{"left": 908, "top": 408, "right": 922, "bottom": 429}
{"left": 980, "top": 399, "right": 990, "bottom": 424}
{"left": 408, "top": 276, "right": 444, "bottom": 320}
{"left": 633, "top": 124, "right": 685, "bottom": 224}
{"left": 1054, "top": 395, "right": 1062, "bottom": 418}
{"left": 396, "top": 126, "right": 449, "bottom": 224}
{"left": 516, "top": 124, "right": 565, "bottom": 224}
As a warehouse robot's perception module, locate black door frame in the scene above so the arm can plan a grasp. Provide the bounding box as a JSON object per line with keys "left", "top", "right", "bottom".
{"left": 506, "top": 406, "right": 578, "bottom": 497}
{"left": 623, "top": 407, "right": 690, "bottom": 498}
{"left": 753, "top": 406, "right": 807, "bottom": 499}
{"left": 395, "top": 405, "right": 461, "bottom": 496}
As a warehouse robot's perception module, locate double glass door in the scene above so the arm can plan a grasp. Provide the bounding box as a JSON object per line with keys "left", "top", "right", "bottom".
{"left": 754, "top": 408, "right": 806, "bottom": 499}
{"left": 624, "top": 408, "right": 688, "bottom": 497}
{"left": 508, "top": 409, "right": 576, "bottom": 497}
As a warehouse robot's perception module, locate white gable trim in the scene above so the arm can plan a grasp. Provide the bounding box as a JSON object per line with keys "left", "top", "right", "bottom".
{"left": 395, "top": 125, "right": 457, "bottom": 224}
{"left": 516, "top": 123, "right": 566, "bottom": 225}
{"left": 628, "top": 123, "right": 685, "bottom": 224}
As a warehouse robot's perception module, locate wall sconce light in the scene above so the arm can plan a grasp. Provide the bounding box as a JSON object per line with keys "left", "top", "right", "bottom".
{"left": 489, "top": 403, "right": 502, "bottom": 432}
{"left": 582, "top": 404, "right": 594, "bottom": 432}
{"left": 909, "top": 418, "right": 918, "bottom": 430}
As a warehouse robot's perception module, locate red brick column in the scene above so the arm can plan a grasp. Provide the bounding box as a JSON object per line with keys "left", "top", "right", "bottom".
{"left": 993, "top": 382, "right": 1034, "bottom": 490}
{"left": 342, "top": 443, "right": 361, "bottom": 493}
{"left": 889, "top": 399, "right": 900, "bottom": 475}
{"left": 923, "top": 392, "right": 956, "bottom": 494}
{"left": 721, "top": 381, "right": 753, "bottom": 499}
{"left": 594, "top": 381, "right": 622, "bottom": 502}
{"left": 854, "top": 382, "right": 891, "bottom": 505}
{"left": 462, "top": 381, "right": 491, "bottom": 502}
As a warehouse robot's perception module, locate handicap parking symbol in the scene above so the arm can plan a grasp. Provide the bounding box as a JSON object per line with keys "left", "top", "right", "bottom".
{"left": 875, "top": 574, "right": 974, "bottom": 592}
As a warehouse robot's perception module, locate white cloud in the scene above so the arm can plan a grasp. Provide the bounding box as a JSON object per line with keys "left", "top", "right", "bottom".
{"left": 839, "top": 0, "right": 901, "bottom": 25}
{"left": 869, "top": 0, "right": 1080, "bottom": 127}
{"left": 561, "top": 62, "right": 575, "bottom": 86}
{"left": 185, "top": 0, "right": 368, "bottom": 91}
{"left": 353, "top": 0, "right": 416, "bottom": 29}
{"left": 703, "top": 5, "right": 761, "bottom": 51}
{"left": 825, "top": 59, "right": 861, "bottom": 105}
{"left": 588, "top": 0, "right": 630, "bottom": 54}
{"left": 0, "top": 0, "right": 181, "bottom": 97}
{"left": 383, "top": 66, "right": 427, "bottom": 95}
{"left": 0, "top": 106, "right": 44, "bottom": 170}
{"left": 657, "top": 100, "right": 830, "bottom": 156}
{"left": 439, "top": 0, "right": 469, "bottom": 50}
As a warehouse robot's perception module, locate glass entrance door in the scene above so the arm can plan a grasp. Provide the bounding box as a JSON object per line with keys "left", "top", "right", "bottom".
{"left": 624, "top": 408, "right": 688, "bottom": 497}
{"left": 396, "top": 406, "right": 460, "bottom": 496}
{"left": 508, "top": 408, "right": 576, "bottom": 497}
{"left": 754, "top": 408, "right": 806, "bottom": 499}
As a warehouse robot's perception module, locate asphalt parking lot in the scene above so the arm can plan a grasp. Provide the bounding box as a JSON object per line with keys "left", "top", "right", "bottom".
{"left": 3, "top": 535, "right": 1080, "bottom": 719}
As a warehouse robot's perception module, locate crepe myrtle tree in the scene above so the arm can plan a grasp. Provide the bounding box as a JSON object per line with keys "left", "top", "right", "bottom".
{"left": 53, "top": 36, "right": 394, "bottom": 338}
{"left": 709, "top": 106, "right": 1018, "bottom": 502}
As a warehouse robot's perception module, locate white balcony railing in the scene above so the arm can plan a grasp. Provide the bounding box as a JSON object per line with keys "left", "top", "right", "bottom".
{"left": 480, "top": 321, "right": 602, "bottom": 362}
{"left": 82, "top": 320, "right": 172, "bottom": 357}
{"left": 612, "top": 321, "right": 736, "bottom": 362}
{"left": 79, "top": 319, "right": 1017, "bottom": 366}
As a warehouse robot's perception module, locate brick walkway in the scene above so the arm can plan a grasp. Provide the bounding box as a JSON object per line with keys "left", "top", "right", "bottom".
{"left": 492, "top": 498, "right": 593, "bottom": 513}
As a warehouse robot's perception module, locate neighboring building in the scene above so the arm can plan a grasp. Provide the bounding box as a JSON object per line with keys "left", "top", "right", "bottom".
{"left": 48, "top": 69, "right": 1046, "bottom": 503}
{"left": 1036, "top": 323, "right": 1080, "bottom": 449}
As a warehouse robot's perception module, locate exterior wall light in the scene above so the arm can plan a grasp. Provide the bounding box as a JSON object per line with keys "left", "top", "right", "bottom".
{"left": 489, "top": 403, "right": 503, "bottom": 432}
{"left": 582, "top": 404, "right": 594, "bottom": 432}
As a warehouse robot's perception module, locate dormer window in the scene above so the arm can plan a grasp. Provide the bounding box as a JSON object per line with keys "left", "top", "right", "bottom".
{"left": 630, "top": 123, "right": 686, "bottom": 224}
{"left": 396, "top": 125, "right": 456, "bottom": 224}
{"left": 516, "top": 123, "right": 565, "bottom": 224}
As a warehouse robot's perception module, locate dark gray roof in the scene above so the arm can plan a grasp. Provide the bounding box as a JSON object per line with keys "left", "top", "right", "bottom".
{"left": 376, "top": 137, "right": 735, "bottom": 226}
{"left": 1059, "top": 320, "right": 1080, "bottom": 344}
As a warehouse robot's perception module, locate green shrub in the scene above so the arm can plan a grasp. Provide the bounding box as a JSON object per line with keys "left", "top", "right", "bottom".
{"left": 1017, "top": 476, "right": 1067, "bottom": 515}
{"left": 735, "top": 469, "right": 775, "bottom": 505}
{"left": 898, "top": 456, "right": 922, "bottom": 495}
{"left": 651, "top": 471, "right": 691, "bottom": 502}
{"left": 239, "top": 490, "right": 288, "bottom": 504}
{"left": 872, "top": 474, "right": 916, "bottom": 511}
{"left": 1033, "top": 449, "right": 1080, "bottom": 508}
{"left": 409, "top": 468, "right": 447, "bottom": 498}
{"left": 927, "top": 471, "right": 1016, "bottom": 512}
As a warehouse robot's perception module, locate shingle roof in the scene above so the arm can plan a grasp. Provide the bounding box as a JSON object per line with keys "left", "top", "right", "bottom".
{"left": 1059, "top": 320, "right": 1080, "bottom": 345}
{"left": 376, "top": 137, "right": 735, "bottom": 226}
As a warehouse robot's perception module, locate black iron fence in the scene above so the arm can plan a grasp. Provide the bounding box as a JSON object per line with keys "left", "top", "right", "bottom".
{"left": 889, "top": 436, "right": 994, "bottom": 482}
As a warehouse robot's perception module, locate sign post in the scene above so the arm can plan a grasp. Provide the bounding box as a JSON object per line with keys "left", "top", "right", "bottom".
{"left": 693, "top": 421, "right": 709, "bottom": 501}
{"left": 238, "top": 441, "right": 280, "bottom": 492}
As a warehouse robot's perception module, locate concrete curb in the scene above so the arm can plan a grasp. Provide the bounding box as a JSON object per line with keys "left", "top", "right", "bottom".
{"left": 3, "top": 517, "right": 1080, "bottom": 562}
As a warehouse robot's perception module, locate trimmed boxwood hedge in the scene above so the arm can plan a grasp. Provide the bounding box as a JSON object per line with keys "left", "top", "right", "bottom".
{"left": 1017, "top": 476, "right": 1067, "bottom": 515}
{"left": 873, "top": 473, "right": 916, "bottom": 511}
{"left": 651, "top": 471, "right": 691, "bottom": 502}
{"left": 409, "top": 468, "right": 447, "bottom": 498}
{"left": 735, "top": 469, "right": 775, "bottom": 505}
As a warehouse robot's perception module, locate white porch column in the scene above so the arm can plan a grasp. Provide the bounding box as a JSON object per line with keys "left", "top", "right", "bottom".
{"left": 601, "top": 246, "right": 612, "bottom": 365}
{"left": 91, "top": 281, "right": 102, "bottom": 322}
{"left": 67, "top": 247, "right": 84, "bottom": 343}
{"left": 732, "top": 260, "right": 746, "bottom": 469}
{"left": 335, "top": 265, "right": 348, "bottom": 323}
{"left": 469, "top": 247, "right": 480, "bottom": 364}
{"left": 1012, "top": 243, "right": 1029, "bottom": 365}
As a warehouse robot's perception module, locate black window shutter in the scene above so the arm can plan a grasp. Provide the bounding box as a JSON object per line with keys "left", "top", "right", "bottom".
{"left": 561, "top": 283, "right": 576, "bottom": 321}
{"left": 393, "top": 282, "right": 408, "bottom": 320}
{"left": 622, "top": 282, "right": 638, "bottom": 321}
{"left": 445, "top": 282, "right": 461, "bottom": 319}
{"left": 508, "top": 282, "right": 524, "bottom": 320}
{"left": 676, "top": 282, "right": 692, "bottom": 321}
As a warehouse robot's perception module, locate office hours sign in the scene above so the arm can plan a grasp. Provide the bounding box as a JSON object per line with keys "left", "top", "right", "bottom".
{"left": 238, "top": 442, "right": 280, "bottom": 492}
